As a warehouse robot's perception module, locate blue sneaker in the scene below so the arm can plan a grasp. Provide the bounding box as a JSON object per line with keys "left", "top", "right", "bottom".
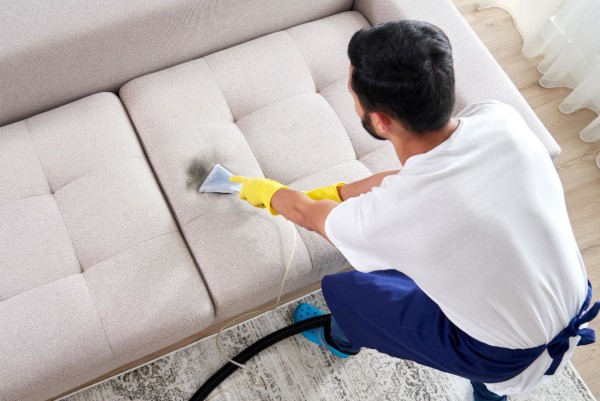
{"left": 294, "top": 303, "right": 353, "bottom": 358}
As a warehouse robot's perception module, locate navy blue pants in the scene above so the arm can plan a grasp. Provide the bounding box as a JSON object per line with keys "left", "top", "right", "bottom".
{"left": 321, "top": 270, "right": 546, "bottom": 384}
{"left": 322, "top": 270, "right": 599, "bottom": 397}
{"left": 328, "top": 317, "right": 506, "bottom": 400}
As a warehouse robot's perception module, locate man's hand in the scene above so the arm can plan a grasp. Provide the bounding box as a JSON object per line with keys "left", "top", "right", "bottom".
{"left": 303, "top": 183, "right": 346, "bottom": 203}
{"left": 229, "top": 176, "right": 287, "bottom": 215}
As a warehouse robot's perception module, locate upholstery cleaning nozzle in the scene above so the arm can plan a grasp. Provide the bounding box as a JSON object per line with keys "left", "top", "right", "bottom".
{"left": 199, "top": 164, "right": 241, "bottom": 194}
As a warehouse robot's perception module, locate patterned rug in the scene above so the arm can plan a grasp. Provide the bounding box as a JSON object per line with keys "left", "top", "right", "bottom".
{"left": 62, "top": 291, "right": 596, "bottom": 401}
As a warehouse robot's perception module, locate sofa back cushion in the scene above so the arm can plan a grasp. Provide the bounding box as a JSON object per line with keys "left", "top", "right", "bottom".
{"left": 0, "top": 0, "right": 353, "bottom": 127}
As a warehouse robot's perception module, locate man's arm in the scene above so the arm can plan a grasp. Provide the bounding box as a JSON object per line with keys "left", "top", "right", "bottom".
{"left": 338, "top": 170, "right": 399, "bottom": 201}
{"left": 228, "top": 172, "right": 390, "bottom": 242}
{"left": 271, "top": 188, "right": 337, "bottom": 242}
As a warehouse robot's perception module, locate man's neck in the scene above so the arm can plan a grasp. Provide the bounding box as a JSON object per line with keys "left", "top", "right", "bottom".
{"left": 391, "top": 118, "right": 460, "bottom": 165}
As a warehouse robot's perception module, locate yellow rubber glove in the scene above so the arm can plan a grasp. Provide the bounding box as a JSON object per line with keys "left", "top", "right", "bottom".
{"left": 303, "top": 183, "right": 346, "bottom": 203}
{"left": 229, "top": 176, "right": 288, "bottom": 215}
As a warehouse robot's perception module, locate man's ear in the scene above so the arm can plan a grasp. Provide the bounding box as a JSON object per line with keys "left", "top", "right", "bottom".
{"left": 371, "top": 111, "right": 393, "bottom": 133}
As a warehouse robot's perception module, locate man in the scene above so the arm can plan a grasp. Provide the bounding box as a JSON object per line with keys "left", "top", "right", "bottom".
{"left": 230, "top": 20, "right": 599, "bottom": 400}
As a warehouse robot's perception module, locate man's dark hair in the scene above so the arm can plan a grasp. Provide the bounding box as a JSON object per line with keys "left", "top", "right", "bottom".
{"left": 348, "top": 20, "right": 455, "bottom": 135}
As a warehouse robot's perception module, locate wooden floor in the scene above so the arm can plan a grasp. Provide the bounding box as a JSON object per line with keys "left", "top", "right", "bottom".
{"left": 452, "top": 1, "right": 600, "bottom": 397}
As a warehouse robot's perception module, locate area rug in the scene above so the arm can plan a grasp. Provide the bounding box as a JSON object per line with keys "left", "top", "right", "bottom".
{"left": 62, "top": 291, "right": 597, "bottom": 401}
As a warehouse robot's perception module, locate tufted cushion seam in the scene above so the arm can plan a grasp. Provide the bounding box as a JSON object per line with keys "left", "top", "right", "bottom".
{"left": 316, "top": 77, "right": 365, "bottom": 160}
{"left": 23, "top": 119, "right": 84, "bottom": 276}
{"left": 358, "top": 159, "right": 375, "bottom": 174}
{"left": 228, "top": 125, "right": 266, "bottom": 183}
{"left": 201, "top": 58, "right": 235, "bottom": 123}
{"left": 204, "top": 31, "right": 316, "bottom": 121}
{"left": 23, "top": 120, "right": 51, "bottom": 194}
{"left": 319, "top": 77, "right": 388, "bottom": 159}
{"left": 316, "top": 92, "right": 359, "bottom": 160}
{"left": 359, "top": 143, "right": 395, "bottom": 162}
{"left": 318, "top": 76, "right": 348, "bottom": 94}
{"left": 51, "top": 156, "right": 145, "bottom": 196}
{"left": 284, "top": 30, "right": 318, "bottom": 92}
{"left": 0, "top": 193, "right": 48, "bottom": 209}
{"left": 2, "top": 278, "right": 116, "bottom": 400}
{"left": 49, "top": 197, "right": 84, "bottom": 274}
{"left": 232, "top": 92, "right": 318, "bottom": 126}
{"left": 287, "top": 160, "right": 367, "bottom": 190}
{"left": 0, "top": 272, "right": 81, "bottom": 304}
{"left": 182, "top": 212, "right": 215, "bottom": 230}
{"left": 0, "top": 291, "right": 116, "bottom": 400}
{"left": 82, "top": 277, "right": 116, "bottom": 359}
{"left": 319, "top": 76, "right": 350, "bottom": 93}
{"left": 83, "top": 230, "right": 179, "bottom": 274}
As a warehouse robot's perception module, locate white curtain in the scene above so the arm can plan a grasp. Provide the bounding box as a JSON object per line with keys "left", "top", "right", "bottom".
{"left": 480, "top": 0, "right": 600, "bottom": 168}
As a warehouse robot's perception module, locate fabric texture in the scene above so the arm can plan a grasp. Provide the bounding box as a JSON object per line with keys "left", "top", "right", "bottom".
{"left": 287, "top": 12, "right": 372, "bottom": 92}
{"left": 352, "top": 0, "right": 561, "bottom": 158}
{"left": 120, "top": 12, "right": 374, "bottom": 321}
{"left": 0, "top": 93, "right": 214, "bottom": 401}
{"left": 0, "top": 275, "right": 114, "bottom": 400}
{"left": 0, "top": 195, "right": 79, "bottom": 300}
{"left": 319, "top": 77, "right": 390, "bottom": 159}
{"left": 0, "top": 0, "right": 353, "bottom": 127}
{"left": 235, "top": 94, "right": 356, "bottom": 183}
{"left": 0, "top": 122, "right": 50, "bottom": 205}
{"left": 204, "top": 33, "right": 316, "bottom": 121}
{"left": 323, "top": 101, "right": 587, "bottom": 394}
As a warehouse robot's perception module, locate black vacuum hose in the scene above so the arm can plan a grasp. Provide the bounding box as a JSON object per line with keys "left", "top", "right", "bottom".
{"left": 190, "top": 314, "right": 331, "bottom": 401}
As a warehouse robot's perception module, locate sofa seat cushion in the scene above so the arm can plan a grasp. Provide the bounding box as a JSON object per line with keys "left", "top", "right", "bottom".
{"left": 120, "top": 11, "right": 400, "bottom": 321}
{"left": 0, "top": 93, "right": 213, "bottom": 401}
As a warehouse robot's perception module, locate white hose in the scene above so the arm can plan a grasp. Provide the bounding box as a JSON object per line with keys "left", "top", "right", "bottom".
{"left": 208, "top": 221, "right": 298, "bottom": 399}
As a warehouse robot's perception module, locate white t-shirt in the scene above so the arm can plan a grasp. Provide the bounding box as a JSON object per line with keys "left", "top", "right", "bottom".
{"left": 324, "top": 101, "right": 588, "bottom": 395}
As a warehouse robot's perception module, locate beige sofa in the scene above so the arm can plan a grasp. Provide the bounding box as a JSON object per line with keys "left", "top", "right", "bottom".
{"left": 0, "top": 1, "right": 560, "bottom": 400}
